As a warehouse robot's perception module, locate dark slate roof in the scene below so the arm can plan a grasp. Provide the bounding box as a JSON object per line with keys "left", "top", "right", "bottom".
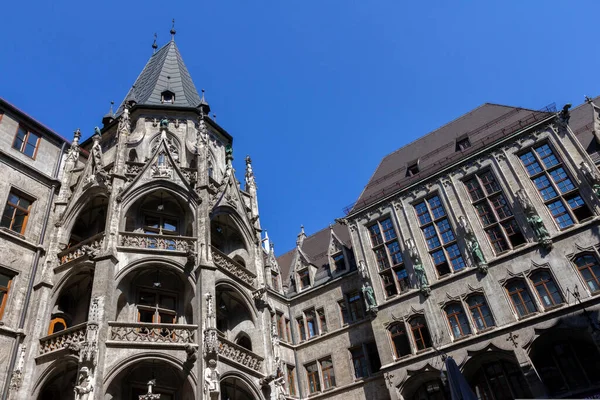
{"left": 569, "top": 96, "right": 600, "bottom": 163}
{"left": 276, "top": 223, "right": 352, "bottom": 289}
{"left": 117, "top": 40, "right": 202, "bottom": 113}
{"left": 349, "top": 103, "right": 554, "bottom": 214}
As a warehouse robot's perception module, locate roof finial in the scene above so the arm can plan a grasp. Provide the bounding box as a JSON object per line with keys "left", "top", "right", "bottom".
{"left": 109, "top": 101, "right": 114, "bottom": 116}
{"left": 152, "top": 33, "right": 158, "bottom": 53}
{"left": 170, "top": 19, "right": 176, "bottom": 41}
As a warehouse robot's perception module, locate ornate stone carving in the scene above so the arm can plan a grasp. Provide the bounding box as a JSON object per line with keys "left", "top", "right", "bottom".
{"left": 362, "top": 281, "right": 378, "bottom": 314}
{"left": 87, "top": 128, "right": 109, "bottom": 187}
{"left": 406, "top": 239, "right": 430, "bottom": 296}
{"left": 211, "top": 246, "right": 256, "bottom": 286}
{"left": 185, "top": 343, "right": 198, "bottom": 364}
{"left": 217, "top": 337, "right": 264, "bottom": 371}
{"left": 150, "top": 152, "right": 173, "bottom": 179}
{"left": 74, "top": 367, "right": 93, "bottom": 400}
{"left": 58, "top": 233, "right": 105, "bottom": 265}
{"left": 39, "top": 322, "right": 87, "bottom": 354}
{"left": 204, "top": 329, "right": 219, "bottom": 356}
{"left": 109, "top": 322, "right": 196, "bottom": 343}
{"left": 358, "top": 260, "right": 369, "bottom": 280}
{"left": 8, "top": 344, "right": 26, "bottom": 392}
{"left": 458, "top": 216, "right": 487, "bottom": 273}
{"left": 580, "top": 161, "right": 600, "bottom": 197}
{"left": 139, "top": 380, "right": 161, "bottom": 400}
{"left": 558, "top": 103, "right": 572, "bottom": 125}
{"left": 120, "top": 232, "right": 196, "bottom": 252}
{"left": 204, "top": 359, "right": 220, "bottom": 399}
{"left": 517, "top": 189, "right": 552, "bottom": 249}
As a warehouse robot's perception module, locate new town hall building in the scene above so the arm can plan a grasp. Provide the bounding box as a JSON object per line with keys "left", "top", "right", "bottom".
{"left": 0, "top": 33, "right": 600, "bottom": 400}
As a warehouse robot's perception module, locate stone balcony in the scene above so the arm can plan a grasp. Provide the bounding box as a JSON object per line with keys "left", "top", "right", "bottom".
{"left": 39, "top": 321, "right": 88, "bottom": 355}
{"left": 108, "top": 322, "right": 197, "bottom": 345}
{"left": 57, "top": 232, "right": 105, "bottom": 265}
{"left": 218, "top": 335, "right": 264, "bottom": 373}
{"left": 211, "top": 246, "right": 256, "bottom": 287}
{"left": 118, "top": 231, "right": 196, "bottom": 253}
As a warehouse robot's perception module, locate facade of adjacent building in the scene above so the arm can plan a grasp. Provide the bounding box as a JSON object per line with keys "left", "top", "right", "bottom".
{"left": 1, "top": 33, "right": 600, "bottom": 400}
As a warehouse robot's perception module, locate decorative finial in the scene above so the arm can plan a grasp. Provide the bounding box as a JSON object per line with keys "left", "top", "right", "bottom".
{"left": 296, "top": 225, "right": 307, "bottom": 247}
{"left": 109, "top": 101, "right": 114, "bottom": 116}
{"left": 152, "top": 33, "right": 158, "bottom": 53}
{"left": 245, "top": 155, "right": 252, "bottom": 165}
{"left": 170, "top": 19, "right": 176, "bottom": 40}
{"left": 73, "top": 128, "right": 81, "bottom": 143}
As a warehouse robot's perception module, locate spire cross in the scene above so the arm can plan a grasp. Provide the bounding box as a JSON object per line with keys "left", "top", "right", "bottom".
{"left": 170, "top": 19, "right": 176, "bottom": 41}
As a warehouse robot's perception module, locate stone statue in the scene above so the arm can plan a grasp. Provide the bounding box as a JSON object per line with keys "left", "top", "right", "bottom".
{"left": 204, "top": 359, "right": 220, "bottom": 398}
{"left": 89, "top": 129, "right": 108, "bottom": 184}
{"left": 362, "top": 282, "right": 378, "bottom": 312}
{"left": 160, "top": 117, "right": 169, "bottom": 129}
{"left": 358, "top": 260, "right": 369, "bottom": 280}
{"left": 517, "top": 189, "right": 552, "bottom": 248}
{"left": 408, "top": 244, "right": 430, "bottom": 296}
{"left": 74, "top": 367, "right": 93, "bottom": 400}
{"left": 580, "top": 161, "right": 600, "bottom": 197}
{"left": 559, "top": 103, "right": 572, "bottom": 125}
{"left": 458, "top": 216, "right": 487, "bottom": 273}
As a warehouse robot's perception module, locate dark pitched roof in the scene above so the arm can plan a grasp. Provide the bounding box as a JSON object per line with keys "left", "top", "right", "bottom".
{"left": 117, "top": 40, "right": 202, "bottom": 113}
{"left": 276, "top": 223, "right": 352, "bottom": 287}
{"left": 349, "top": 103, "right": 554, "bottom": 214}
{"left": 569, "top": 96, "right": 600, "bottom": 163}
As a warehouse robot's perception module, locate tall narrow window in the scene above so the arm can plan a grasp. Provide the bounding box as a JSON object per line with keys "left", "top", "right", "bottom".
{"left": 409, "top": 316, "right": 432, "bottom": 351}
{"left": 298, "top": 269, "right": 310, "bottom": 289}
{"left": 1, "top": 191, "right": 33, "bottom": 235}
{"left": 368, "top": 217, "right": 409, "bottom": 297}
{"left": 574, "top": 254, "right": 600, "bottom": 293}
{"left": 365, "top": 342, "right": 382, "bottom": 373}
{"left": 347, "top": 291, "right": 364, "bottom": 322}
{"left": 464, "top": 170, "right": 525, "bottom": 252}
{"left": 444, "top": 303, "right": 472, "bottom": 339}
{"left": 530, "top": 271, "right": 563, "bottom": 308}
{"left": 350, "top": 347, "right": 368, "bottom": 379}
{"left": 519, "top": 143, "right": 592, "bottom": 229}
{"left": 305, "top": 309, "right": 318, "bottom": 338}
{"left": 287, "top": 365, "right": 297, "bottom": 396}
{"left": 306, "top": 362, "right": 320, "bottom": 394}
{"left": 0, "top": 272, "right": 13, "bottom": 320}
{"left": 320, "top": 358, "right": 336, "bottom": 390}
{"left": 276, "top": 312, "right": 286, "bottom": 340}
{"left": 285, "top": 319, "right": 292, "bottom": 343}
{"left": 296, "top": 317, "right": 306, "bottom": 342}
{"left": 389, "top": 323, "right": 411, "bottom": 358}
{"left": 13, "top": 126, "right": 40, "bottom": 158}
{"left": 271, "top": 272, "right": 279, "bottom": 291}
{"left": 506, "top": 280, "right": 537, "bottom": 317}
{"left": 338, "top": 300, "right": 349, "bottom": 326}
{"left": 333, "top": 253, "right": 346, "bottom": 271}
{"left": 466, "top": 294, "right": 495, "bottom": 331}
{"left": 317, "top": 308, "right": 328, "bottom": 334}
{"left": 415, "top": 195, "right": 465, "bottom": 276}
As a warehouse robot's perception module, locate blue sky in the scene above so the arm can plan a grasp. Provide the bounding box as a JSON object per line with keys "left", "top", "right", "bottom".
{"left": 1, "top": 1, "right": 599, "bottom": 254}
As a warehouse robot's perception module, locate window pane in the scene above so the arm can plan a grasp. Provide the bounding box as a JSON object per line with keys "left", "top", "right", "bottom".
{"left": 480, "top": 171, "right": 501, "bottom": 195}
{"left": 380, "top": 218, "right": 396, "bottom": 241}
{"left": 386, "top": 241, "right": 403, "bottom": 265}
{"left": 1, "top": 206, "right": 15, "bottom": 229}
{"left": 436, "top": 219, "right": 455, "bottom": 244}
{"left": 423, "top": 225, "right": 441, "bottom": 249}
{"left": 491, "top": 194, "right": 512, "bottom": 219}
{"left": 533, "top": 175, "right": 558, "bottom": 200}
{"left": 0, "top": 273, "right": 11, "bottom": 288}
{"left": 446, "top": 244, "right": 465, "bottom": 271}
{"left": 548, "top": 200, "right": 574, "bottom": 229}
{"left": 368, "top": 224, "right": 383, "bottom": 246}
{"left": 549, "top": 168, "right": 575, "bottom": 193}
{"left": 13, "top": 128, "right": 26, "bottom": 151}
{"left": 415, "top": 202, "right": 431, "bottom": 225}
{"left": 428, "top": 196, "right": 445, "bottom": 219}
{"left": 465, "top": 178, "right": 484, "bottom": 201}
{"left": 475, "top": 202, "right": 497, "bottom": 226}
{"left": 535, "top": 144, "right": 559, "bottom": 168}
{"left": 520, "top": 152, "right": 542, "bottom": 175}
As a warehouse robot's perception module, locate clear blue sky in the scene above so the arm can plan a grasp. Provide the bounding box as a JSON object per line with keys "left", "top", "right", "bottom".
{"left": 1, "top": 1, "right": 599, "bottom": 254}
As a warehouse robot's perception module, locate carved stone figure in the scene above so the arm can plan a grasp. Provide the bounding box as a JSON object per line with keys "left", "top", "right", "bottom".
{"left": 559, "top": 103, "right": 572, "bottom": 125}
{"left": 517, "top": 189, "right": 552, "bottom": 248}
{"left": 74, "top": 367, "right": 93, "bottom": 400}
{"left": 89, "top": 129, "right": 109, "bottom": 185}
{"left": 408, "top": 243, "right": 430, "bottom": 296}
{"left": 358, "top": 260, "right": 369, "bottom": 280}
{"left": 204, "top": 359, "right": 220, "bottom": 398}
{"left": 458, "top": 216, "right": 487, "bottom": 273}
{"left": 362, "top": 282, "right": 378, "bottom": 313}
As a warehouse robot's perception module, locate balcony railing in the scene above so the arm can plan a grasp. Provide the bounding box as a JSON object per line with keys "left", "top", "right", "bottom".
{"left": 57, "top": 232, "right": 105, "bottom": 265}
{"left": 108, "top": 322, "right": 197, "bottom": 344}
{"left": 218, "top": 336, "right": 263, "bottom": 372}
{"left": 211, "top": 246, "right": 256, "bottom": 287}
{"left": 119, "top": 232, "right": 196, "bottom": 252}
{"left": 39, "top": 322, "right": 88, "bottom": 355}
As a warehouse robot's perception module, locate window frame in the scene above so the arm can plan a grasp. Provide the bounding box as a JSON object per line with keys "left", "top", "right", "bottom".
{"left": 505, "top": 278, "right": 538, "bottom": 318}
{"left": 136, "top": 285, "right": 178, "bottom": 325}
{"left": 444, "top": 302, "right": 472, "bottom": 340}
{"left": 350, "top": 346, "right": 369, "bottom": 379}
{"left": 286, "top": 364, "right": 297, "bottom": 396}
{"left": 320, "top": 357, "right": 336, "bottom": 390}
{"left": 388, "top": 321, "right": 412, "bottom": 359}
{"left": 12, "top": 125, "right": 41, "bottom": 159}
{"left": 0, "top": 272, "right": 13, "bottom": 320}
{"left": 573, "top": 253, "right": 600, "bottom": 294}
{"left": 1, "top": 190, "right": 34, "bottom": 235}
{"left": 297, "top": 268, "right": 310, "bottom": 290}
{"left": 305, "top": 361, "right": 321, "bottom": 394}
{"left": 346, "top": 291, "right": 365, "bottom": 323}
{"left": 408, "top": 315, "right": 432, "bottom": 351}
{"left": 529, "top": 269, "right": 564, "bottom": 309}
{"left": 465, "top": 293, "right": 495, "bottom": 332}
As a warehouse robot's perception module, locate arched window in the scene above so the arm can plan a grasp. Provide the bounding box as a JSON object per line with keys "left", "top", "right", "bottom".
{"left": 530, "top": 271, "right": 563, "bottom": 308}
{"left": 410, "top": 379, "right": 448, "bottom": 400}
{"left": 389, "top": 323, "right": 411, "bottom": 358}
{"left": 236, "top": 334, "right": 252, "bottom": 351}
{"left": 444, "top": 303, "right": 471, "bottom": 339}
{"left": 574, "top": 254, "right": 600, "bottom": 293}
{"left": 465, "top": 295, "right": 494, "bottom": 331}
{"left": 505, "top": 279, "right": 537, "bottom": 317}
{"left": 128, "top": 149, "right": 138, "bottom": 163}
{"left": 409, "top": 316, "right": 432, "bottom": 351}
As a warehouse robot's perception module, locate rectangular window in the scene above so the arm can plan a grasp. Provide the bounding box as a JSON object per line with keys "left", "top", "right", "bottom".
{"left": 464, "top": 170, "right": 525, "bottom": 253}
{"left": 350, "top": 347, "right": 369, "bottom": 379}
{"left": 298, "top": 269, "right": 310, "bottom": 289}
{"left": 296, "top": 317, "right": 306, "bottom": 341}
{"left": 287, "top": 365, "right": 296, "bottom": 396}
{"left": 276, "top": 312, "right": 286, "bottom": 341}
{"left": 1, "top": 191, "right": 33, "bottom": 235}
{"left": 365, "top": 342, "right": 382, "bottom": 373}
{"left": 305, "top": 308, "right": 318, "bottom": 338}
{"left": 0, "top": 272, "right": 13, "bottom": 319}
{"left": 317, "top": 308, "right": 328, "bottom": 334}
{"left": 338, "top": 300, "right": 349, "bottom": 326}
{"left": 306, "top": 362, "right": 321, "bottom": 394}
{"left": 369, "top": 217, "right": 409, "bottom": 298}
{"left": 519, "top": 143, "right": 592, "bottom": 229}
{"left": 320, "top": 357, "right": 336, "bottom": 390}
{"left": 347, "top": 291, "right": 364, "bottom": 322}
{"left": 333, "top": 253, "right": 346, "bottom": 271}
{"left": 271, "top": 272, "right": 279, "bottom": 291}
{"left": 12, "top": 126, "right": 40, "bottom": 158}
{"left": 285, "top": 319, "right": 292, "bottom": 343}
{"left": 456, "top": 137, "right": 471, "bottom": 151}
{"left": 414, "top": 195, "right": 465, "bottom": 276}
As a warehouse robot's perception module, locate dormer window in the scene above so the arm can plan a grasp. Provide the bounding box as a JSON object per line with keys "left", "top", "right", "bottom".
{"left": 333, "top": 253, "right": 346, "bottom": 271}
{"left": 456, "top": 136, "right": 471, "bottom": 152}
{"left": 298, "top": 269, "right": 310, "bottom": 290}
{"left": 161, "top": 91, "right": 175, "bottom": 104}
{"left": 406, "top": 162, "right": 419, "bottom": 177}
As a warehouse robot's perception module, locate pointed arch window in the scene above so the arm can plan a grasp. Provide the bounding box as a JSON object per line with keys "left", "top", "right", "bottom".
{"left": 389, "top": 322, "right": 411, "bottom": 358}
{"left": 574, "top": 254, "right": 600, "bottom": 293}
{"left": 465, "top": 294, "right": 495, "bottom": 331}
{"left": 409, "top": 316, "right": 432, "bottom": 351}
{"left": 444, "top": 303, "right": 471, "bottom": 339}
{"left": 530, "top": 270, "right": 563, "bottom": 308}
{"left": 505, "top": 279, "right": 537, "bottom": 317}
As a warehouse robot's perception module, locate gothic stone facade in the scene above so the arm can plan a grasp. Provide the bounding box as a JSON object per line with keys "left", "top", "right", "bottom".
{"left": 0, "top": 38, "right": 600, "bottom": 400}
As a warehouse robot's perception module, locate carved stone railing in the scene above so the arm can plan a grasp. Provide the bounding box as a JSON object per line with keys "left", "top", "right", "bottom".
{"left": 211, "top": 246, "right": 256, "bottom": 286}
{"left": 57, "top": 232, "right": 105, "bottom": 265}
{"left": 39, "top": 322, "right": 88, "bottom": 355}
{"left": 108, "top": 322, "right": 197, "bottom": 344}
{"left": 218, "top": 336, "right": 263, "bottom": 372}
{"left": 119, "top": 232, "right": 196, "bottom": 252}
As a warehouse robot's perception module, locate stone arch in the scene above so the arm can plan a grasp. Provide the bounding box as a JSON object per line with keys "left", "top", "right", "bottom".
{"left": 220, "top": 371, "right": 264, "bottom": 400}
{"left": 103, "top": 353, "right": 196, "bottom": 399}
{"left": 59, "top": 188, "right": 109, "bottom": 246}
{"left": 215, "top": 281, "right": 258, "bottom": 351}
{"left": 47, "top": 265, "right": 94, "bottom": 334}
{"left": 401, "top": 367, "right": 446, "bottom": 400}
{"left": 32, "top": 356, "right": 79, "bottom": 399}
{"left": 211, "top": 206, "right": 254, "bottom": 270}
{"left": 235, "top": 331, "right": 253, "bottom": 351}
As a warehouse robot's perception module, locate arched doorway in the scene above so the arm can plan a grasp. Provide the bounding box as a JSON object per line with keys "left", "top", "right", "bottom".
{"left": 48, "top": 269, "right": 93, "bottom": 334}
{"left": 529, "top": 329, "right": 600, "bottom": 397}
{"left": 462, "top": 350, "right": 531, "bottom": 400}
{"left": 221, "top": 376, "right": 257, "bottom": 400}
{"left": 402, "top": 371, "right": 449, "bottom": 400}
{"left": 37, "top": 360, "right": 78, "bottom": 400}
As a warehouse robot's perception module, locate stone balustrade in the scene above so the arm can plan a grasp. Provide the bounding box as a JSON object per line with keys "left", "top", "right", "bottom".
{"left": 108, "top": 322, "right": 197, "bottom": 344}
{"left": 218, "top": 336, "right": 264, "bottom": 372}
{"left": 211, "top": 246, "right": 256, "bottom": 286}
{"left": 39, "top": 322, "right": 88, "bottom": 355}
{"left": 57, "top": 232, "right": 105, "bottom": 265}
{"left": 119, "top": 232, "right": 196, "bottom": 252}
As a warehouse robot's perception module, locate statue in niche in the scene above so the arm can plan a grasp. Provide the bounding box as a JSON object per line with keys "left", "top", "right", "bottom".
{"left": 580, "top": 161, "right": 600, "bottom": 197}
{"left": 517, "top": 189, "right": 552, "bottom": 248}
{"left": 408, "top": 243, "right": 430, "bottom": 296}
{"left": 74, "top": 367, "right": 93, "bottom": 400}
{"left": 204, "top": 359, "right": 220, "bottom": 398}
{"left": 458, "top": 216, "right": 487, "bottom": 273}
{"left": 362, "top": 281, "right": 378, "bottom": 313}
